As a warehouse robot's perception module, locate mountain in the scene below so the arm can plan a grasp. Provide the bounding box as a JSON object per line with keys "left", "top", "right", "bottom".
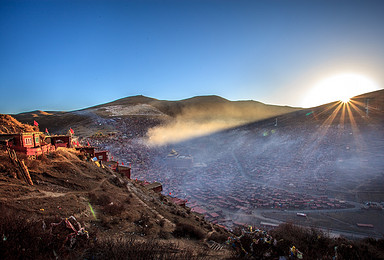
{"left": 13, "top": 95, "right": 301, "bottom": 138}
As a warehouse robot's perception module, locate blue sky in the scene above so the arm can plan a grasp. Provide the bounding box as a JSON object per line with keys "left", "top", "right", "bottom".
{"left": 1, "top": 0, "right": 384, "bottom": 114}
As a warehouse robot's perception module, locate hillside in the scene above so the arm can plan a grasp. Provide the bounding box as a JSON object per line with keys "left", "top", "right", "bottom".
{"left": 0, "top": 114, "right": 37, "bottom": 134}
{"left": 0, "top": 115, "right": 231, "bottom": 258}
{"left": 0, "top": 147, "right": 235, "bottom": 259}
{"left": 2, "top": 98, "right": 384, "bottom": 258}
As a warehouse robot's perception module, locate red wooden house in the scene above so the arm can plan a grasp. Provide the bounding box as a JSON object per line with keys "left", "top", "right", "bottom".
{"left": 94, "top": 150, "right": 108, "bottom": 162}
{"left": 76, "top": 147, "right": 96, "bottom": 158}
{"left": 50, "top": 135, "right": 72, "bottom": 148}
{"left": 117, "top": 165, "right": 131, "bottom": 179}
{"left": 143, "top": 182, "right": 163, "bottom": 193}
{"left": 106, "top": 161, "right": 118, "bottom": 171}
{"left": 0, "top": 132, "right": 54, "bottom": 156}
{"left": 168, "top": 196, "right": 187, "bottom": 207}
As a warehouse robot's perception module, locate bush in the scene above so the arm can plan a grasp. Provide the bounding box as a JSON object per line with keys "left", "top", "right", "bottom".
{"left": 158, "top": 230, "right": 172, "bottom": 239}
{"left": 134, "top": 213, "right": 153, "bottom": 236}
{"left": 172, "top": 223, "right": 205, "bottom": 240}
{"left": 208, "top": 232, "right": 228, "bottom": 244}
{"left": 84, "top": 237, "right": 206, "bottom": 260}
{"left": 88, "top": 193, "right": 112, "bottom": 206}
{"left": 103, "top": 202, "right": 125, "bottom": 216}
{"left": 77, "top": 154, "right": 86, "bottom": 161}
{"left": 159, "top": 219, "right": 165, "bottom": 227}
{"left": 0, "top": 204, "right": 89, "bottom": 259}
{"left": 108, "top": 176, "right": 124, "bottom": 188}
{"left": 269, "top": 223, "right": 384, "bottom": 259}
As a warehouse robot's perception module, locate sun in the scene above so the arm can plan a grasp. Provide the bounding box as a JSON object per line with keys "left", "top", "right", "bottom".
{"left": 302, "top": 73, "right": 379, "bottom": 108}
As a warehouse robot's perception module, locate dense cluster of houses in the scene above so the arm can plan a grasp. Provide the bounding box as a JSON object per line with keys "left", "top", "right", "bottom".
{"left": 89, "top": 135, "right": 351, "bottom": 221}
{"left": 80, "top": 121, "right": 372, "bottom": 230}
{"left": 166, "top": 149, "right": 194, "bottom": 168}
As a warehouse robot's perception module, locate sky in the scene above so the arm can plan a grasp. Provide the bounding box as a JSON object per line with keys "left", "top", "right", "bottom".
{"left": 1, "top": 0, "right": 384, "bottom": 114}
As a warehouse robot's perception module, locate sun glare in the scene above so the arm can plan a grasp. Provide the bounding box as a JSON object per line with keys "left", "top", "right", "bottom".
{"left": 302, "top": 73, "right": 379, "bottom": 108}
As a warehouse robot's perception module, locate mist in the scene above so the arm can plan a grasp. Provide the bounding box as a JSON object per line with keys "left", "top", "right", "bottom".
{"left": 146, "top": 103, "right": 293, "bottom": 145}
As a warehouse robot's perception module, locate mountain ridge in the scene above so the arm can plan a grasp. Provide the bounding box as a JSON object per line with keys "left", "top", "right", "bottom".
{"left": 13, "top": 95, "right": 301, "bottom": 137}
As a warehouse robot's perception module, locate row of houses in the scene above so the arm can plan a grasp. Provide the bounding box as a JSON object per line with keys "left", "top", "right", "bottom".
{"left": 1, "top": 131, "right": 188, "bottom": 204}
{"left": 0, "top": 132, "right": 57, "bottom": 156}
{"left": 0, "top": 132, "right": 112, "bottom": 160}
{"left": 0, "top": 131, "right": 132, "bottom": 177}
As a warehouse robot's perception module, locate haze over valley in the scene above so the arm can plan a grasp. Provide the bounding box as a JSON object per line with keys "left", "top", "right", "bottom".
{"left": 14, "top": 90, "right": 384, "bottom": 238}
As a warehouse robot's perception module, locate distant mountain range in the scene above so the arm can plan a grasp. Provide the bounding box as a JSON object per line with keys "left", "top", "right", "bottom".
{"left": 13, "top": 95, "right": 301, "bottom": 137}
{"left": 11, "top": 90, "right": 384, "bottom": 139}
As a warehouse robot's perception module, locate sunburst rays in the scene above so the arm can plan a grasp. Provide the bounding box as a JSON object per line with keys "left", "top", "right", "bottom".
{"left": 292, "top": 98, "right": 371, "bottom": 179}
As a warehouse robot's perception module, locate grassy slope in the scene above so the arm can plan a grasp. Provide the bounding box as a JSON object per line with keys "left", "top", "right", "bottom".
{"left": 0, "top": 148, "right": 232, "bottom": 259}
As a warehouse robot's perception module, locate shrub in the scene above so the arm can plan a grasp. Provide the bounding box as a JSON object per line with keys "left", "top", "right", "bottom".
{"left": 84, "top": 237, "right": 206, "bottom": 260}
{"left": 269, "top": 223, "right": 384, "bottom": 259}
{"left": 108, "top": 176, "right": 124, "bottom": 188}
{"left": 77, "top": 154, "right": 86, "bottom": 161}
{"left": 88, "top": 193, "right": 112, "bottom": 206}
{"left": 103, "top": 202, "right": 125, "bottom": 216}
{"left": 134, "top": 213, "right": 153, "bottom": 236}
{"left": 158, "top": 230, "right": 172, "bottom": 239}
{"left": 172, "top": 223, "right": 205, "bottom": 240}
{"left": 0, "top": 204, "right": 89, "bottom": 259}
{"left": 208, "top": 232, "right": 228, "bottom": 244}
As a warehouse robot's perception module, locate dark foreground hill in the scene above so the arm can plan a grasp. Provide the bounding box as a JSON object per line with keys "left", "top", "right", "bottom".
{"left": 0, "top": 114, "right": 231, "bottom": 258}
{"left": 0, "top": 148, "right": 234, "bottom": 259}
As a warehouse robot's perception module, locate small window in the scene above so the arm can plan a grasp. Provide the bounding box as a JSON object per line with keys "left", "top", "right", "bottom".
{"left": 24, "top": 138, "right": 33, "bottom": 145}
{"left": 98, "top": 155, "right": 103, "bottom": 159}
{"left": 35, "top": 137, "right": 39, "bottom": 144}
